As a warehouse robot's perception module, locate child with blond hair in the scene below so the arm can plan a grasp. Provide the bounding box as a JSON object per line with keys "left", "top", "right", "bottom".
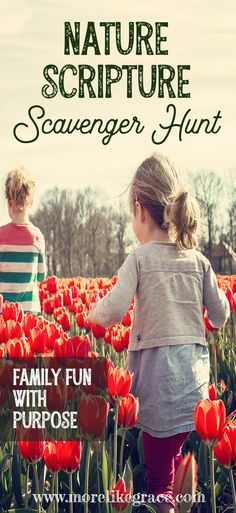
{"left": 0, "top": 167, "right": 47, "bottom": 313}
{"left": 88, "top": 153, "right": 230, "bottom": 512}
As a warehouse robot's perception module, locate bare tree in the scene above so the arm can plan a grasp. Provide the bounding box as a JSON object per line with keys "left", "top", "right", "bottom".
{"left": 31, "top": 187, "right": 131, "bottom": 278}
{"left": 193, "top": 171, "right": 223, "bottom": 259}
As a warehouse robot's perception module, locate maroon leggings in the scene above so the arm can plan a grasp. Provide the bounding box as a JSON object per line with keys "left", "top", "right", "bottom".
{"left": 142, "top": 430, "right": 191, "bottom": 507}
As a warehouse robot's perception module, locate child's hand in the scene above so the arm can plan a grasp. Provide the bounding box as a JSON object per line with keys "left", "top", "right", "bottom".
{"left": 87, "top": 302, "right": 97, "bottom": 323}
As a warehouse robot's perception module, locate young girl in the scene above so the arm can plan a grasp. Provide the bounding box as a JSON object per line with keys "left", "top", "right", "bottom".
{"left": 0, "top": 167, "right": 47, "bottom": 313}
{"left": 88, "top": 153, "right": 230, "bottom": 513}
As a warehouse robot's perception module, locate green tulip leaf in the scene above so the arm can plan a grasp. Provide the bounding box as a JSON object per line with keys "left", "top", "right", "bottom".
{"left": 12, "top": 445, "right": 24, "bottom": 508}
{"left": 141, "top": 505, "right": 159, "bottom": 513}
{"left": 0, "top": 454, "right": 12, "bottom": 475}
{"left": 0, "top": 492, "right": 13, "bottom": 510}
{"left": 137, "top": 430, "right": 144, "bottom": 464}
{"left": 102, "top": 445, "right": 110, "bottom": 513}
{"left": 197, "top": 441, "right": 209, "bottom": 483}
{"left": 215, "top": 470, "right": 228, "bottom": 499}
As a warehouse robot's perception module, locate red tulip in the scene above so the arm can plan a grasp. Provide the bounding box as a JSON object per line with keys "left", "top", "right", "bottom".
{"left": 22, "top": 313, "right": 37, "bottom": 337}
{"left": 29, "top": 327, "right": 47, "bottom": 354}
{"left": 39, "top": 287, "right": 49, "bottom": 305}
{"left": 104, "top": 330, "right": 111, "bottom": 344}
{"left": 107, "top": 367, "right": 133, "bottom": 400}
{"left": 112, "top": 328, "right": 129, "bottom": 353}
{"left": 118, "top": 394, "right": 139, "bottom": 429}
{"left": 214, "top": 421, "right": 236, "bottom": 468}
{"left": 208, "top": 383, "right": 217, "bottom": 401}
{"left": 204, "top": 315, "right": 219, "bottom": 332}
{"left": 70, "top": 285, "right": 80, "bottom": 299}
{"left": 45, "top": 275, "right": 58, "bottom": 293}
{"left": 57, "top": 439, "right": 82, "bottom": 472}
{"left": 78, "top": 394, "right": 109, "bottom": 439}
{"left": 76, "top": 312, "right": 86, "bottom": 328}
{"left": 91, "top": 323, "right": 106, "bottom": 340}
{"left": 0, "top": 316, "right": 6, "bottom": 343}
{"left": 57, "top": 312, "right": 70, "bottom": 331}
{"left": 44, "top": 441, "right": 62, "bottom": 472}
{"left": 7, "top": 338, "right": 29, "bottom": 358}
{"left": 63, "top": 288, "right": 72, "bottom": 306}
{"left": 54, "top": 335, "right": 90, "bottom": 359}
{"left": 225, "top": 287, "right": 234, "bottom": 311}
{"left": 43, "top": 298, "right": 54, "bottom": 315}
{"left": 0, "top": 344, "right": 6, "bottom": 357}
{"left": 110, "top": 477, "right": 132, "bottom": 512}
{"left": 4, "top": 320, "right": 22, "bottom": 341}
{"left": 54, "top": 293, "right": 64, "bottom": 309}
{"left": 194, "top": 399, "right": 226, "bottom": 446}
{"left": 17, "top": 428, "right": 45, "bottom": 463}
{"left": 69, "top": 299, "right": 83, "bottom": 314}
{"left": 89, "top": 356, "right": 111, "bottom": 393}
{"left": 2, "top": 302, "right": 23, "bottom": 322}
{"left": 44, "top": 323, "right": 61, "bottom": 350}
{"left": 54, "top": 337, "right": 73, "bottom": 358}
{"left": 69, "top": 335, "right": 91, "bottom": 358}
{"left": 46, "top": 377, "right": 67, "bottom": 412}
{"left": 220, "top": 379, "right": 227, "bottom": 391}
{"left": 173, "top": 452, "right": 198, "bottom": 510}
{"left": 122, "top": 311, "right": 132, "bottom": 327}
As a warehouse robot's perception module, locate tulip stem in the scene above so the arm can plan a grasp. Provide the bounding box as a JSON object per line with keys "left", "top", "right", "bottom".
{"left": 68, "top": 472, "right": 73, "bottom": 513}
{"left": 84, "top": 441, "right": 92, "bottom": 513}
{"left": 55, "top": 472, "right": 59, "bottom": 513}
{"left": 25, "top": 464, "right": 29, "bottom": 508}
{"left": 204, "top": 443, "right": 209, "bottom": 487}
{"left": 33, "top": 463, "right": 40, "bottom": 513}
{"left": 113, "top": 401, "right": 119, "bottom": 479}
{"left": 229, "top": 468, "right": 236, "bottom": 513}
{"left": 119, "top": 430, "right": 126, "bottom": 475}
{"left": 209, "top": 445, "right": 216, "bottom": 513}
{"left": 96, "top": 452, "right": 101, "bottom": 513}
{"left": 212, "top": 340, "right": 217, "bottom": 386}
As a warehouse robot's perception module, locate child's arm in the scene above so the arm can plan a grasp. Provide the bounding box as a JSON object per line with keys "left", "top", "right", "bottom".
{"left": 37, "top": 235, "right": 47, "bottom": 283}
{"left": 88, "top": 251, "right": 139, "bottom": 327}
{"left": 203, "top": 262, "right": 230, "bottom": 328}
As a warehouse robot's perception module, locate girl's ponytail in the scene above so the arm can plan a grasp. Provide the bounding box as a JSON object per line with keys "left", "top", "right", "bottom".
{"left": 164, "top": 189, "right": 201, "bottom": 250}
{"left": 130, "top": 152, "right": 202, "bottom": 250}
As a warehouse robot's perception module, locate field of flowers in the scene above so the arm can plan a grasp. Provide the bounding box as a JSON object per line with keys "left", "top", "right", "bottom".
{"left": 0, "top": 274, "right": 236, "bottom": 513}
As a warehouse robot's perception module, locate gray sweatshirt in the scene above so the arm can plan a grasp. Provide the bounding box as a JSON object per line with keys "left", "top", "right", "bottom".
{"left": 91, "top": 241, "right": 230, "bottom": 350}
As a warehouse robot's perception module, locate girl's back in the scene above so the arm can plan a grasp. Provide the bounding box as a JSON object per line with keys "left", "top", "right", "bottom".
{"left": 92, "top": 240, "right": 229, "bottom": 350}
{"left": 0, "top": 167, "right": 46, "bottom": 313}
{"left": 0, "top": 221, "right": 46, "bottom": 312}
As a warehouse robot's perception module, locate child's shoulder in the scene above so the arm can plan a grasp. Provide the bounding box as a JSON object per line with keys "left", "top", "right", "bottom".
{"left": 0, "top": 222, "right": 11, "bottom": 233}
{"left": 28, "top": 223, "right": 45, "bottom": 249}
{"left": 131, "top": 242, "right": 211, "bottom": 272}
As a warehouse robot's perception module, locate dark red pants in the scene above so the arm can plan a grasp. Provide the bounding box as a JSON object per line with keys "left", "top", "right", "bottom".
{"left": 142, "top": 430, "right": 191, "bottom": 507}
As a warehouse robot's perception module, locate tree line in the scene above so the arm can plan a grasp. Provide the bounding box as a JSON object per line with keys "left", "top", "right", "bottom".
{"left": 32, "top": 188, "right": 130, "bottom": 278}
{"left": 31, "top": 171, "right": 236, "bottom": 277}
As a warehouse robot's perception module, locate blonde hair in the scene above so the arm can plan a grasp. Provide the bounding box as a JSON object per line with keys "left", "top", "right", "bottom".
{"left": 129, "top": 152, "right": 201, "bottom": 250}
{"left": 5, "top": 167, "right": 35, "bottom": 212}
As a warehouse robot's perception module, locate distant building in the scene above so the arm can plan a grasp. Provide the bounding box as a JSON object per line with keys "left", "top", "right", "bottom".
{"left": 211, "top": 241, "right": 236, "bottom": 274}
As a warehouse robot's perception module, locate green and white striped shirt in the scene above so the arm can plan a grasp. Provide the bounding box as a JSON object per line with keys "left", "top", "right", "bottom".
{"left": 0, "top": 222, "right": 47, "bottom": 313}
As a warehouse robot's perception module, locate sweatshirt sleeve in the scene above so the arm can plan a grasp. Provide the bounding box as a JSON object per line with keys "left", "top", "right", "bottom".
{"left": 203, "top": 261, "right": 230, "bottom": 328}
{"left": 90, "top": 251, "right": 139, "bottom": 327}
{"left": 37, "top": 233, "right": 47, "bottom": 282}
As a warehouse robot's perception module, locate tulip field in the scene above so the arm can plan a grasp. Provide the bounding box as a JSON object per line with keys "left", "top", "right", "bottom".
{"left": 0, "top": 274, "right": 236, "bottom": 513}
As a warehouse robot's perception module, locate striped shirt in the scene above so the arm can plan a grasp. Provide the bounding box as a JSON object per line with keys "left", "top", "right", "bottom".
{"left": 0, "top": 222, "right": 47, "bottom": 313}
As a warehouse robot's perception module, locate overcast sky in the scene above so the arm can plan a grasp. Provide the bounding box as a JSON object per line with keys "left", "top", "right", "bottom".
{"left": 0, "top": 0, "right": 235, "bottom": 224}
